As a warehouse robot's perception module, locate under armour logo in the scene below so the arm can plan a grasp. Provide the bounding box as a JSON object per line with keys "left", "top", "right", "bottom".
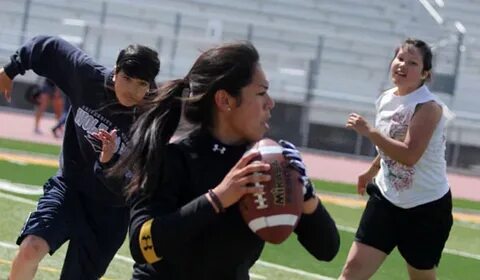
{"left": 212, "top": 144, "right": 226, "bottom": 154}
{"left": 141, "top": 235, "right": 154, "bottom": 251}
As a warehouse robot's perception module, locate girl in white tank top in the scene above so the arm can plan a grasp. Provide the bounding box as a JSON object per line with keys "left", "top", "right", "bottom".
{"left": 340, "top": 39, "right": 454, "bottom": 280}
{"left": 374, "top": 84, "right": 452, "bottom": 208}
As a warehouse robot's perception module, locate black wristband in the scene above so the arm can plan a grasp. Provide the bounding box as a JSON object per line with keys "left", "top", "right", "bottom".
{"left": 208, "top": 189, "right": 225, "bottom": 213}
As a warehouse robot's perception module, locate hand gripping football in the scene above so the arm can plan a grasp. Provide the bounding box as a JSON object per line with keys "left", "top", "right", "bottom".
{"left": 239, "top": 138, "right": 304, "bottom": 244}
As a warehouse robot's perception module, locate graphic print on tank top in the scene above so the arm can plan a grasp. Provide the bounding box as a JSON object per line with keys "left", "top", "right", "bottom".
{"left": 378, "top": 106, "right": 415, "bottom": 191}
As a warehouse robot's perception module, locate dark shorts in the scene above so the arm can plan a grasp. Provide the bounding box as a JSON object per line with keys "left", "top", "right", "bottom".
{"left": 355, "top": 183, "right": 453, "bottom": 270}
{"left": 17, "top": 175, "right": 129, "bottom": 279}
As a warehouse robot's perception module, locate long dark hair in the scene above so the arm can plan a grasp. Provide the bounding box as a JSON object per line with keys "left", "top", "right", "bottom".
{"left": 112, "top": 42, "right": 260, "bottom": 197}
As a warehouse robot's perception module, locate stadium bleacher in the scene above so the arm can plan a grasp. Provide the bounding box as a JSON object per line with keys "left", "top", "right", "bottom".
{"left": 1, "top": 0, "right": 479, "bottom": 168}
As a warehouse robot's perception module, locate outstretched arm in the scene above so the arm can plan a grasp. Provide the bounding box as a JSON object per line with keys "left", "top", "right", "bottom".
{"left": 1, "top": 35, "right": 99, "bottom": 101}
{"left": 92, "top": 129, "right": 126, "bottom": 204}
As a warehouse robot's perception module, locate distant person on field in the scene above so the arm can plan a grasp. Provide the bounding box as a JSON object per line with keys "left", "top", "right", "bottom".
{"left": 33, "top": 78, "right": 63, "bottom": 134}
{"left": 51, "top": 95, "right": 70, "bottom": 138}
{"left": 340, "top": 38, "right": 454, "bottom": 280}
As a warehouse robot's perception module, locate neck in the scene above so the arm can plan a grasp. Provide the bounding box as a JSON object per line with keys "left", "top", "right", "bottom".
{"left": 396, "top": 83, "right": 423, "bottom": 96}
{"left": 210, "top": 116, "right": 244, "bottom": 146}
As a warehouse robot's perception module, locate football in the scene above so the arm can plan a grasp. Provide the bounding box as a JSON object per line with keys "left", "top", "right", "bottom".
{"left": 239, "top": 138, "right": 304, "bottom": 244}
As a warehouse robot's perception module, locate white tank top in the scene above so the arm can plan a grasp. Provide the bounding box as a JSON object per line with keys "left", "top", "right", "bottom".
{"left": 374, "top": 85, "right": 453, "bottom": 208}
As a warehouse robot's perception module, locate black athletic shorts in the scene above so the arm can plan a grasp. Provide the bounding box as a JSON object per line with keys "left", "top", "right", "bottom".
{"left": 17, "top": 175, "right": 129, "bottom": 279}
{"left": 355, "top": 182, "right": 453, "bottom": 270}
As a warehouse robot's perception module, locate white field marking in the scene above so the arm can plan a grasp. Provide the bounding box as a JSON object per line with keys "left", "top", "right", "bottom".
{"left": 250, "top": 273, "right": 267, "bottom": 279}
{"left": 0, "top": 179, "right": 43, "bottom": 195}
{"left": 336, "top": 224, "right": 356, "bottom": 233}
{"left": 2, "top": 188, "right": 480, "bottom": 263}
{"left": 0, "top": 190, "right": 37, "bottom": 206}
{"left": 0, "top": 241, "right": 17, "bottom": 249}
{"left": 443, "top": 248, "right": 480, "bottom": 261}
{"left": 0, "top": 241, "right": 268, "bottom": 280}
{"left": 3, "top": 182, "right": 480, "bottom": 226}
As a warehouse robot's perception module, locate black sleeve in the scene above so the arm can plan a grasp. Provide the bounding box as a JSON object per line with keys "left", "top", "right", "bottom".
{"left": 93, "top": 154, "right": 126, "bottom": 205}
{"left": 128, "top": 144, "right": 221, "bottom": 264}
{"left": 3, "top": 35, "right": 100, "bottom": 99}
{"left": 294, "top": 198, "right": 340, "bottom": 261}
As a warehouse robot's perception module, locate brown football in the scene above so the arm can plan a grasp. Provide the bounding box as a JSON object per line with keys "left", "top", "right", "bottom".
{"left": 239, "top": 138, "right": 304, "bottom": 244}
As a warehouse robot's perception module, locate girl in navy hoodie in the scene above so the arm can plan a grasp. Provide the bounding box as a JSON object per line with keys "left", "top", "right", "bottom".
{"left": 0, "top": 35, "right": 159, "bottom": 280}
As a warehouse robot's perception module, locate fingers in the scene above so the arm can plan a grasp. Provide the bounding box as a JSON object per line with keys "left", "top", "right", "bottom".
{"left": 97, "top": 129, "right": 116, "bottom": 140}
{"left": 357, "top": 180, "right": 367, "bottom": 196}
{"left": 239, "top": 161, "right": 270, "bottom": 177}
{"left": 239, "top": 172, "right": 271, "bottom": 187}
{"left": 93, "top": 129, "right": 116, "bottom": 141}
{"left": 279, "top": 139, "right": 296, "bottom": 150}
{"left": 346, "top": 112, "right": 365, "bottom": 130}
{"left": 236, "top": 151, "right": 262, "bottom": 169}
{"left": 242, "top": 184, "right": 265, "bottom": 194}
{"left": 282, "top": 147, "right": 301, "bottom": 159}
{"left": 4, "top": 90, "right": 11, "bottom": 103}
{"left": 358, "top": 186, "right": 366, "bottom": 196}
{"left": 287, "top": 159, "right": 306, "bottom": 175}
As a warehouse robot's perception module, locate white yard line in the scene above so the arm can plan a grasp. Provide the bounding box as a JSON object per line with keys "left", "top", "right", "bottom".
{"left": 0, "top": 190, "right": 37, "bottom": 205}
{"left": 0, "top": 241, "right": 17, "bottom": 250}
{"left": 2, "top": 184, "right": 480, "bottom": 264}
{"left": 0, "top": 179, "right": 43, "bottom": 195}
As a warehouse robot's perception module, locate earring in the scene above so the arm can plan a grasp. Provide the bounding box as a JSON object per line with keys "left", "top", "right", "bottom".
{"left": 227, "top": 107, "right": 231, "bottom": 111}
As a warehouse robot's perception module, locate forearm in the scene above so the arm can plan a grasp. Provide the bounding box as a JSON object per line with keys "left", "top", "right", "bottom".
{"left": 366, "top": 155, "right": 381, "bottom": 175}
{"left": 94, "top": 155, "right": 126, "bottom": 201}
{"left": 295, "top": 200, "right": 340, "bottom": 261}
{"left": 371, "top": 154, "right": 380, "bottom": 168}
{"left": 4, "top": 35, "right": 86, "bottom": 94}
{"left": 130, "top": 194, "right": 219, "bottom": 264}
{"left": 368, "top": 129, "right": 415, "bottom": 166}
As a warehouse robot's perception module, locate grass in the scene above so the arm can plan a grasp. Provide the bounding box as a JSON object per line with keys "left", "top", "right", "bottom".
{"left": 0, "top": 137, "right": 61, "bottom": 155}
{"left": 313, "top": 179, "right": 480, "bottom": 213}
{"left": 0, "top": 160, "right": 57, "bottom": 186}
{"left": 3, "top": 183, "right": 480, "bottom": 279}
{"left": 1, "top": 138, "right": 480, "bottom": 279}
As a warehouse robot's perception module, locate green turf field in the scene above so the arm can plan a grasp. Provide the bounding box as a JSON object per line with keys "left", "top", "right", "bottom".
{"left": 0, "top": 138, "right": 479, "bottom": 279}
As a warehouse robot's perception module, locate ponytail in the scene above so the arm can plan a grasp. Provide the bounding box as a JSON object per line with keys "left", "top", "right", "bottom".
{"left": 111, "top": 79, "right": 186, "bottom": 197}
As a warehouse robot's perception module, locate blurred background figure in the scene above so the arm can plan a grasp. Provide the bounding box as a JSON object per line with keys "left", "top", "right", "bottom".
{"left": 33, "top": 78, "right": 64, "bottom": 135}
{"left": 51, "top": 96, "right": 70, "bottom": 139}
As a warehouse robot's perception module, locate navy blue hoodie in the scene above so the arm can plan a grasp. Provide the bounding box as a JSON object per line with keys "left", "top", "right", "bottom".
{"left": 4, "top": 35, "right": 135, "bottom": 205}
